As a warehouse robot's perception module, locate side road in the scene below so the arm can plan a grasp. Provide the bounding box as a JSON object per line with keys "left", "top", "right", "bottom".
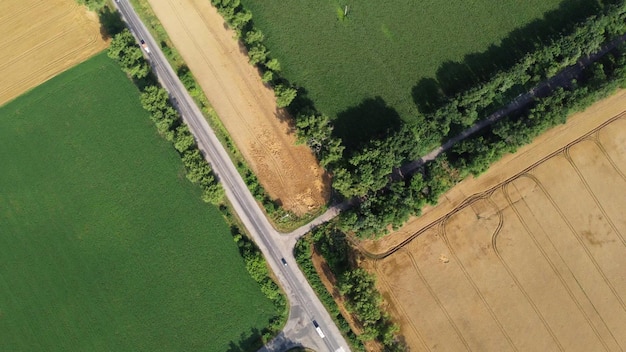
{"left": 114, "top": 1, "right": 349, "bottom": 352}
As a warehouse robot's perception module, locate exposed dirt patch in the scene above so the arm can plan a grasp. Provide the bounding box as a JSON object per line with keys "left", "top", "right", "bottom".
{"left": 0, "top": 0, "right": 108, "bottom": 106}
{"left": 362, "top": 92, "right": 626, "bottom": 351}
{"left": 145, "top": 0, "right": 330, "bottom": 215}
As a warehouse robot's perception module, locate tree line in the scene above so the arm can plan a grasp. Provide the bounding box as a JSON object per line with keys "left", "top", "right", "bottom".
{"left": 107, "top": 29, "right": 225, "bottom": 205}
{"left": 340, "top": 10, "right": 626, "bottom": 238}
{"left": 294, "top": 225, "right": 406, "bottom": 350}
{"left": 100, "top": 13, "right": 289, "bottom": 344}
{"left": 210, "top": 0, "right": 297, "bottom": 108}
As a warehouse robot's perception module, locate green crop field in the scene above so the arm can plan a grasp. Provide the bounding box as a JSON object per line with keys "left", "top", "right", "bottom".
{"left": 241, "top": 0, "right": 601, "bottom": 147}
{"left": 0, "top": 53, "right": 274, "bottom": 351}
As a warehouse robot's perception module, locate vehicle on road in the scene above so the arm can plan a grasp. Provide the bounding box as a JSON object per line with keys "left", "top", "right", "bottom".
{"left": 313, "top": 320, "right": 325, "bottom": 338}
{"left": 140, "top": 39, "right": 150, "bottom": 53}
{"left": 281, "top": 258, "right": 287, "bottom": 266}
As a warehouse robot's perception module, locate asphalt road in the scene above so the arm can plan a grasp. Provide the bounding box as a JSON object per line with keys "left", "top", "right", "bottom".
{"left": 113, "top": 1, "right": 350, "bottom": 351}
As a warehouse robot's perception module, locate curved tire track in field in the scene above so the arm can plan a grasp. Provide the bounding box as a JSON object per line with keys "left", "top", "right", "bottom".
{"left": 592, "top": 130, "right": 626, "bottom": 183}
{"left": 373, "top": 259, "right": 432, "bottom": 352}
{"left": 164, "top": 1, "right": 292, "bottom": 194}
{"left": 358, "top": 111, "right": 626, "bottom": 259}
{"left": 488, "top": 192, "right": 566, "bottom": 351}
{"left": 501, "top": 180, "right": 616, "bottom": 351}
{"left": 438, "top": 207, "right": 518, "bottom": 352}
{"left": 405, "top": 247, "right": 472, "bottom": 351}
{"left": 519, "top": 171, "right": 626, "bottom": 315}
{"left": 563, "top": 143, "right": 626, "bottom": 248}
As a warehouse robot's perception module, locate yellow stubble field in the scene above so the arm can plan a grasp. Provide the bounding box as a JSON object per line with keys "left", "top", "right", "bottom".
{"left": 362, "top": 92, "right": 626, "bottom": 351}
{"left": 0, "top": 0, "right": 108, "bottom": 106}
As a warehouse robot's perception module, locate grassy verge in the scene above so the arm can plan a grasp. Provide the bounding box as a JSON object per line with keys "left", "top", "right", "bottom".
{"left": 124, "top": 0, "right": 315, "bottom": 231}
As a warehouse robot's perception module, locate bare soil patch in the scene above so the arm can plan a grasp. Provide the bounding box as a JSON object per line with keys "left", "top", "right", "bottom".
{"left": 0, "top": 0, "right": 107, "bottom": 106}
{"left": 145, "top": 0, "right": 329, "bottom": 215}
{"left": 364, "top": 93, "right": 626, "bottom": 351}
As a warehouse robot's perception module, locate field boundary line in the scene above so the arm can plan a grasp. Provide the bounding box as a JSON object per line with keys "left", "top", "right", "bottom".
{"left": 0, "top": 31, "right": 103, "bottom": 104}
{"left": 563, "top": 144, "right": 626, "bottom": 249}
{"left": 373, "top": 259, "right": 431, "bottom": 352}
{"left": 359, "top": 111, "right": 626, "bottom": 259}
{"left": 520, "top": 172, "right": 626, "bottom": 315}
{"left": 438, "top": 203, "right": 518, "bottom": 352}
{"left": 164, "top": 0, "right": 293, "bottom": 194}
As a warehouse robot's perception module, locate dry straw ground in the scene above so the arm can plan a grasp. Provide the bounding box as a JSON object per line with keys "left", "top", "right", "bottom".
{"left": 362, "top": 91, "right": 626, "bottom": 351}
{"left": 0, "top": 0, "right": 108, "bottom": 106}
{"left": 146, "top": 0, "right": 329, "bottom": 215}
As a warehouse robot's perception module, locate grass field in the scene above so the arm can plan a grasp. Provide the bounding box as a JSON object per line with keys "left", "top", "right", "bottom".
{"left": 240, "top": 0, "right": 600, "bottom": 146}
{"left": 0, "top": 53, "right": 274, "bottom": 351}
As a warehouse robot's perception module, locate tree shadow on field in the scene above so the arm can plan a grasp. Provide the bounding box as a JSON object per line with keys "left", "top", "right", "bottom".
{"left": 225, "top": 327, "right": 262, "bottom": 352}
{"left": 332, "top": 96, "right": 402, "bottom": 152}
{"left": 411, "top": 0, "right": 605, "bottom": 113}
{"left": 97, "top": 6, "right": 125, "bottom": 39}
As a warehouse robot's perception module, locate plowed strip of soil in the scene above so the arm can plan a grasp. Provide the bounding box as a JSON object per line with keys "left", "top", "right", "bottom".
{"left": 145, "top": 0, "right": 329, "bottom": 215}
{"left": 0, "top": 0, "right": 108, "bottom": 106}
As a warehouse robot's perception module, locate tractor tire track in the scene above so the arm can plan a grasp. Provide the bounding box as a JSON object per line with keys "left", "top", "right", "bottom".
{"left": 373, "top": 259, "right": 431, "bottom": 352}
{"left": 502, "top": 181, "right": 614, "bottom": 351}
{"left": 358, "top": 112, "right": 626, "bottom": 259}
{"left": 404, "top": 247, "right": 472, "bottom": 351}
{"left": 519, "top": 172, "right": 626, "bottom": 314}
{"left": 438, "top": 204, "right": 518, "bottom": 352}
{"left": 165, "top": 1, "right": 292, "bottom": 192}
{"left": 563, "top": 144, "right": 626, "bottom": 248}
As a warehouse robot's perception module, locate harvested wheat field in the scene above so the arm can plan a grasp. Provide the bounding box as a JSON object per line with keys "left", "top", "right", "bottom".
{"left": 0, "top": 0, "right": 108, "bottom": 106}
{"left": 145, "top": 0, "right": 329, "bottom": 215}
{"left": 363, "top": 93, "right": 626, "bottom": 351}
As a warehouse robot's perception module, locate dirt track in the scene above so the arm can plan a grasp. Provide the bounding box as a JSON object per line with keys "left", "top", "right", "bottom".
{"left": 0, "top": 0, "right": 107, "bottom": 106}
{"left": 363, "top": 92, "right": 626, "bottom": 351}
{"left": 145, "top": 0, "right": 329, "bottom": 215}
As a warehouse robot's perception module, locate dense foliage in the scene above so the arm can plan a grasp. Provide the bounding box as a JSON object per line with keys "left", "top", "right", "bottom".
{"left": 107, "top": 29, "right": 225, "bottom": 205}
{"left": 238, "top": 0, "right": 585, "bottom": 131}
{"left": 295, "top": 226, "right": 406, "bottom": 350}
{"left": 342, "top": 29, "right": 626, "bottom": 239}
{"left": 104, "top": 23, "right": 289, "bottom": 345}
{"left": 210, "top": 0, "right": 298, "bottom": 108}
{"left": 294, "top": 236, "right": 365, "bottom": 351}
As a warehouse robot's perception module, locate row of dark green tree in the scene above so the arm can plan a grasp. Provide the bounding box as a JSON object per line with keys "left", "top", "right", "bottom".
{"left": 206, "top": 0, "right": 626, "bottom": 227}
{"left": 333, "top": 0, "right": 626, "bottom": 205}
{"left": 108, "top": 29, "right": 225, "bottom": 205}
{"left": 294, "top": 225, "right": 405, "bottom": 350}
{"left": 100, "top": 11, "right": 289, "bottom": 345}
{"left": 210, "top": 0, "right": 297, "bottom": 107}
{"left": 221, "top": 205, "right": 288, "bottom": 343}
{"left": 341, "top": 36, "right": 626, "bottom": 239}
{"left": 294, "top": 236, "right": 364, "bottom": 351}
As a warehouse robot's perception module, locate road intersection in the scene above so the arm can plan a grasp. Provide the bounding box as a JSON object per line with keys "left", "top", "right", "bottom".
{"left": 114, "top": 1, "right": 350, "bottom": 351}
